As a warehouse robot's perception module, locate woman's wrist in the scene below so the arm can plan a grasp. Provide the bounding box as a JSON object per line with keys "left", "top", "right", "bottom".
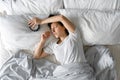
{"left": 39, "top": 19, "right": 44, "bottom": 25}
{"left": 39, "top": 40, "right": 46, "bottom": 45}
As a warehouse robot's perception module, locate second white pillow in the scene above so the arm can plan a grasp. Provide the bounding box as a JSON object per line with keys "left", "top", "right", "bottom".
{"left": 59, "top": 9, "right": 120, "bottom": 45}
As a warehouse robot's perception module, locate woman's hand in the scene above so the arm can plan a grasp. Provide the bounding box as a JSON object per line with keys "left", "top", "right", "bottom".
{"left": 40, "top": 31, "right": 51, "bottom": 43}
{"left": 28, "top": 17, "right": 42, "bottom": 29}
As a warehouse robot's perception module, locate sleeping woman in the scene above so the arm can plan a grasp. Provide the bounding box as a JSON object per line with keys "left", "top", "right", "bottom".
{"left": 28, "top": 15, "right": 96, "bottom": 80}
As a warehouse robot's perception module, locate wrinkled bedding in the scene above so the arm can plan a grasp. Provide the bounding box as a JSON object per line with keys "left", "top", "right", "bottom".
{"left": 0, "top": 50, "right": 95, "bottom": 80}
{"left": 85, "top": 46, "right": 117, "bottom": 80}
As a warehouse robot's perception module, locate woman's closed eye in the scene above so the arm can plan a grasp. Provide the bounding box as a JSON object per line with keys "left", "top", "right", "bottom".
{"left": 51, "top": 26, "right": 58, "bottom": 31}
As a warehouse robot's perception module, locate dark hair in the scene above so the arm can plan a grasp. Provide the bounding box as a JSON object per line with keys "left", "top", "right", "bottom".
{"left": 48, "top": 14, "right": 69, "bottom": 35}
{"left": 48, "top": 14, "right": 55, "bottom": 28}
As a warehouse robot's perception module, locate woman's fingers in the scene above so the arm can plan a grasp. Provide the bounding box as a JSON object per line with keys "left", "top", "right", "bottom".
{"left": 40, "top": 31, "right": 50, "bottom": 42}
{"left": 28, "top": 18, "right": 37, "bottom": 27}
{"left": 28, "top": 21, "right": 36, "bottom": 28}
{"left": 28, "top": 20, "right": 32, "bottom": 25}
{"left": 31, "top": 24, "right": 36, "bottom": 29}
{"left": 42, "top": 31, "right": 51, "bottom": 38}
{"left": 45, "top": 31, "right": 50, "bottom": 37}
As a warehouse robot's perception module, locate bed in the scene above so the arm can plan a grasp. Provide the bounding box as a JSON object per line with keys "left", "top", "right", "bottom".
{"left": 0, "top": 0, "right": 119, "bottom": 80}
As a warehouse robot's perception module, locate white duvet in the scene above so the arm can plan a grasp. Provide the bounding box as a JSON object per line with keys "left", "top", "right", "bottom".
{"left": 0, "top": 50, "right": 95, "bottom": 80}
{"left": 0, "top": 46, "right": 117, "bottom": 80}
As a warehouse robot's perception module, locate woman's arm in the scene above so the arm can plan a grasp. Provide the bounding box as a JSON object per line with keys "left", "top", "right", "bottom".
{"left": 42, "top": 15, "right": 75, "bottom": 33}
{"left": 28, "top": 15, "right": 75, "bottom": 33}
{"left": 33, "top": 31, "right": 50, "bottom": 59}
{"left": 33, "top": 42, "right": 49, "bottom": 59}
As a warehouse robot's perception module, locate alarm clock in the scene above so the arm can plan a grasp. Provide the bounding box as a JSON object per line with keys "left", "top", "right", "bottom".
{"left": 29, "top": 25, "right": 40, "bottom": 32}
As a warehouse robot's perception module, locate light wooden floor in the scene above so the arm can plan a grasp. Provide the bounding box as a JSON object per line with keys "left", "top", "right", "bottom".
{"left": 107, "top": 45, "right": 120, "bottom": 80}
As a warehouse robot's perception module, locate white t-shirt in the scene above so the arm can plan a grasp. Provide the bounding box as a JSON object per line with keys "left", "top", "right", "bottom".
{"left": 44, "top": 28, "right": 86, "bottom": 65}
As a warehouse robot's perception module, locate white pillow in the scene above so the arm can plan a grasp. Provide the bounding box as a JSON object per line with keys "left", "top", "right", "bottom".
{"left": 63, "top": 0, "right": 120, "bottom": 10}
{"left": 0, "top": 14, "right": 55, "bottom": 52}
{"left": 0, "top": 0, "right": 12, "bottom": 15}
{"left": 0, "top": 0, "right": 63, "bottom": 15}
{"left": 11, "top": 0, "right": 63, "bottom": 14}
{"left": 59, "top": 9, "right": 120, "bottom": 45}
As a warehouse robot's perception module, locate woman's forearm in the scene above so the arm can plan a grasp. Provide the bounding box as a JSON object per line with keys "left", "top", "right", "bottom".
{"left": 41, "top": 15, "right": 75, "bottom": 33}
{"left": 33, "top": 41, "right": 45, "bottom": 59}
{"left": 41, "top": 15, "right": 62, "bottom": 25}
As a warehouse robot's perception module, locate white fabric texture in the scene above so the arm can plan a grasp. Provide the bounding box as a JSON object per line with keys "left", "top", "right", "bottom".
{"left": 0, "top": 0, "right": 63, "bottom": 15}
{"left": 0, "top": 34, "right": 12, "bottom": 69}
{"left": 63, "top": 0, "right": 120, "bottom": 10}
{"left": 59, "top": 9, "right": 120, "bottom": 45}
{"left": 85, "top": 46, "right": 114, "bottom": 72}
{"left": 0, "top": 14, "right": 55, "bottom": 52}
{"left": 0, "top": 0, "right": 12, "bottom": 15}
{"left": 44, "top": 28, "right": 86, "bottom": 65}
{"left": 11, "top": 0, "right": 63, "bottom": 14}
{"left": 85, "top": 45, "right": 117, "bottom": 80}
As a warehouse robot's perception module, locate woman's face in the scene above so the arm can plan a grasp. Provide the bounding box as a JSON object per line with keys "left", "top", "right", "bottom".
{"left": 50, "top": 22, "right": 65, "bottom": 38}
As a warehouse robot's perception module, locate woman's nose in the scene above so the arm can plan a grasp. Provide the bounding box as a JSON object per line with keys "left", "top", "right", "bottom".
{"left": 51, "top": 28, "right": 55, "bottom": 32}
